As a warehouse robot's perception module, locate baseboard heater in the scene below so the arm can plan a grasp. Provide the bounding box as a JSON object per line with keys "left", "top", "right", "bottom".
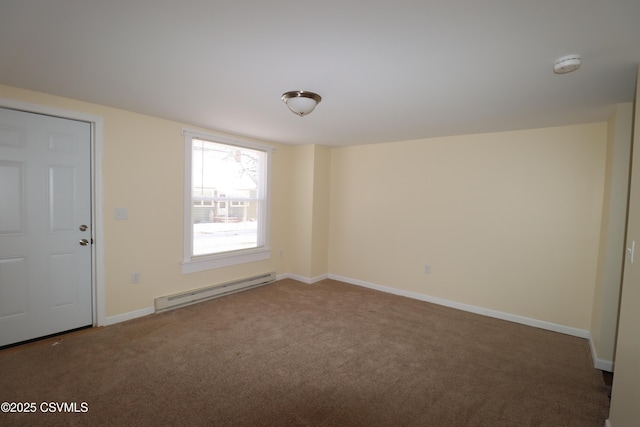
{"left": 154, "top": 271, "right": 276, "bottom": 313}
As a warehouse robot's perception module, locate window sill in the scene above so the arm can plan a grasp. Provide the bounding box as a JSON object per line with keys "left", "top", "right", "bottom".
{"left": 181, "top": 247, "right": 271, "bottom": 274}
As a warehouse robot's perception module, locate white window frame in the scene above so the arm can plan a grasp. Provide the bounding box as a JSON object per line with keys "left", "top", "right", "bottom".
{"left": 181, "top": 128, "right": 273, "bottom": 274}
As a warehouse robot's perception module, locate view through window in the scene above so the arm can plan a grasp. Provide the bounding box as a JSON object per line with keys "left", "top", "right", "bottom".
{"left": 191, "top": 138, "right": 267, "bottom": 256}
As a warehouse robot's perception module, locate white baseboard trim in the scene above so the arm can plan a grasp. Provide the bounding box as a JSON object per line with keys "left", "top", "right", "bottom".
{"left": 104, "top": 306, "right": 154, "bottom": 326}
{"left": 277, "top": 273, "right": 328, "bottom": 284}
{"left": 589, "top": 337, "right": 615, "bottom": 372}
{"left": 593, "top": 356, "right": 614, "bottom": 372}
{"left": 101, "top": 273, "right": 602, "bottom": 358}
{"left": 103, "top": 273, "right": 322, "bottom": 327}
{"left": 328, "top": 274, "right": 591, "bottom": 340}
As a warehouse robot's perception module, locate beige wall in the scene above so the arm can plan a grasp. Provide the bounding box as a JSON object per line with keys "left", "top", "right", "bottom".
{"left": 608, "top": 66, "right": 639, "bottom": 427}
{"left": 590, "top": 103, "right": 633, "bottom": 368}
{"left": 310, "top": 145, "right": 331, "bottom": 278}
{"left": 288, "top": 144, "right": 314, "bottom": 278}
{"left": 287, "top": 144, "right": 331, "bottom": 279}
{"left": 329, "top": 124, "right": 607, "bottom": 330}
{"left": 0, "top": 84, "right": 294, "bottom": 318}
{"left": 0, "top": 83, "right": 613, "bottom": 338}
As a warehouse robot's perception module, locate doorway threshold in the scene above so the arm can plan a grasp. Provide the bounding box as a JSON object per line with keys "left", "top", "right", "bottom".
{"left": 0, "top": 325, "right": 98, "bottom": 353}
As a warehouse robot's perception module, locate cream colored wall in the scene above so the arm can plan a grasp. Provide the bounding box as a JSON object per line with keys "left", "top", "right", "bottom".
{"left": 287, "top": 144, "right": 332, "bottom": 279}
{"left": 289, "top": 145, "right": 315, "bottom": 278}
{"left": 269, "top": 138, "right": 294, "bottom": 274}
{"left": 310, "top": 144, "right": 331, "bottom": 278}
{"left": 0, "top": 83, "right": 612, "bottom": 336}
{"left": 0, "top": 84, "right": 293, "bottom": 318}
{"left": 590, "top": 103, "right": 633, "bottom": 367}
{"left": 608, "top": 66, "right": 640, "bottom": 427}
{"left": 329, "top": 124, "right": 606, "bottom": 330}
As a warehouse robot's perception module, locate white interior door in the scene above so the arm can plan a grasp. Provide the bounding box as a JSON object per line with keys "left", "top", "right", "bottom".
{"left": 0, "top": 107, "right": 92, "bottom": 347}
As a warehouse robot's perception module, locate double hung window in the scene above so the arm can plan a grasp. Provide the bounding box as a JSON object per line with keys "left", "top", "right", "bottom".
{"left": 182, "top": 129, "right": 272, "bottom": 273}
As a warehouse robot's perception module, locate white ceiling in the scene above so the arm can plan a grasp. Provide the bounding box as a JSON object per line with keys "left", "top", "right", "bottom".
{"left": 0, "top": 0, "right": 639, "bottom": 146}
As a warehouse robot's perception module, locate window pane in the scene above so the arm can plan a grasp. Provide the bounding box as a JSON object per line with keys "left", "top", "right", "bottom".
{"left": 191, "top": 138, "right": 264, "bottom": 256}
{"left": 193, "top": 201, "right": 260, "bottom": 255}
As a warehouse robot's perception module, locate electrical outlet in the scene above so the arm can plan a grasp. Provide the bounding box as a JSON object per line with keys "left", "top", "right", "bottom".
{"left": 424, "top": 264, "right": 431, "bottom": 274}
{"left": 131, "top": 272, "right": 140, "bottom": 284}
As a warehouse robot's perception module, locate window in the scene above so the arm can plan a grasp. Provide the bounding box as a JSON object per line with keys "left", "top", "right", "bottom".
{"left": 182, "top": 129, "right": 273, "bottom": 273}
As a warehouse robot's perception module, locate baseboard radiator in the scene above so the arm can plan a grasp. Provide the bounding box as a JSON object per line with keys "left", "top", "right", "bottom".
{"left": 154, "top": 271, "right": 276, "bottom": 313}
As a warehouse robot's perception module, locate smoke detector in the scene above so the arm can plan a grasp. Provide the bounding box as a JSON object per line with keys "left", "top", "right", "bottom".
{"left": 553, "top": 55, "right": 581, "bottom": 74}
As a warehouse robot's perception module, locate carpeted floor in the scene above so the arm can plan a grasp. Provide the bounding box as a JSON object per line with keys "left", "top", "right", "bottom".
{"left": 0, "top": 278, "right": 610, "bottom": 426}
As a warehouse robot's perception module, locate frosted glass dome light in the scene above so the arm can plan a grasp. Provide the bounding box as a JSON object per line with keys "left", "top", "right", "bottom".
{"left": 281, "top": 91, "right": 322, "bottom": 116}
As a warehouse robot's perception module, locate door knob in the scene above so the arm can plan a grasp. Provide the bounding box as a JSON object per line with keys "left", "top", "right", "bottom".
{"left": 79, "top": 239, "right": 89, "bottom": 246}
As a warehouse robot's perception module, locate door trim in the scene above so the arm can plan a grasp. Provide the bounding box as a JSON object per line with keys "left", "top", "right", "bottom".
{"left": 0, "top": 97, "right": 105, "bottom": 327}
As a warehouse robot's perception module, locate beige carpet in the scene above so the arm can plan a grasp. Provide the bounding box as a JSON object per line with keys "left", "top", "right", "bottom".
{"left": 0, "top": 278, "right": 610, "bottom": 426}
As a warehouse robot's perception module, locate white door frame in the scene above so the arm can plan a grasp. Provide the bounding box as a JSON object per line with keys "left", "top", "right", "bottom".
{"left": 0, "top": 97, "right": 105, "bottom": 327}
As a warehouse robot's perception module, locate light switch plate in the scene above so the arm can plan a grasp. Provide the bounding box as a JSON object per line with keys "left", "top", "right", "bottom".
{"left": 115, "top": 208, "right": 128, "bottom": 220}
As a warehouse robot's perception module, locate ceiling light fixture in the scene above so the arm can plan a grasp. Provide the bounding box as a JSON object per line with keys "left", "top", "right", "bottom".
{"left": 281, "top": 91, "right": 322, "bottom": 116}
{"left": 553, "top": 54, "right": 581, "bottom": 74}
